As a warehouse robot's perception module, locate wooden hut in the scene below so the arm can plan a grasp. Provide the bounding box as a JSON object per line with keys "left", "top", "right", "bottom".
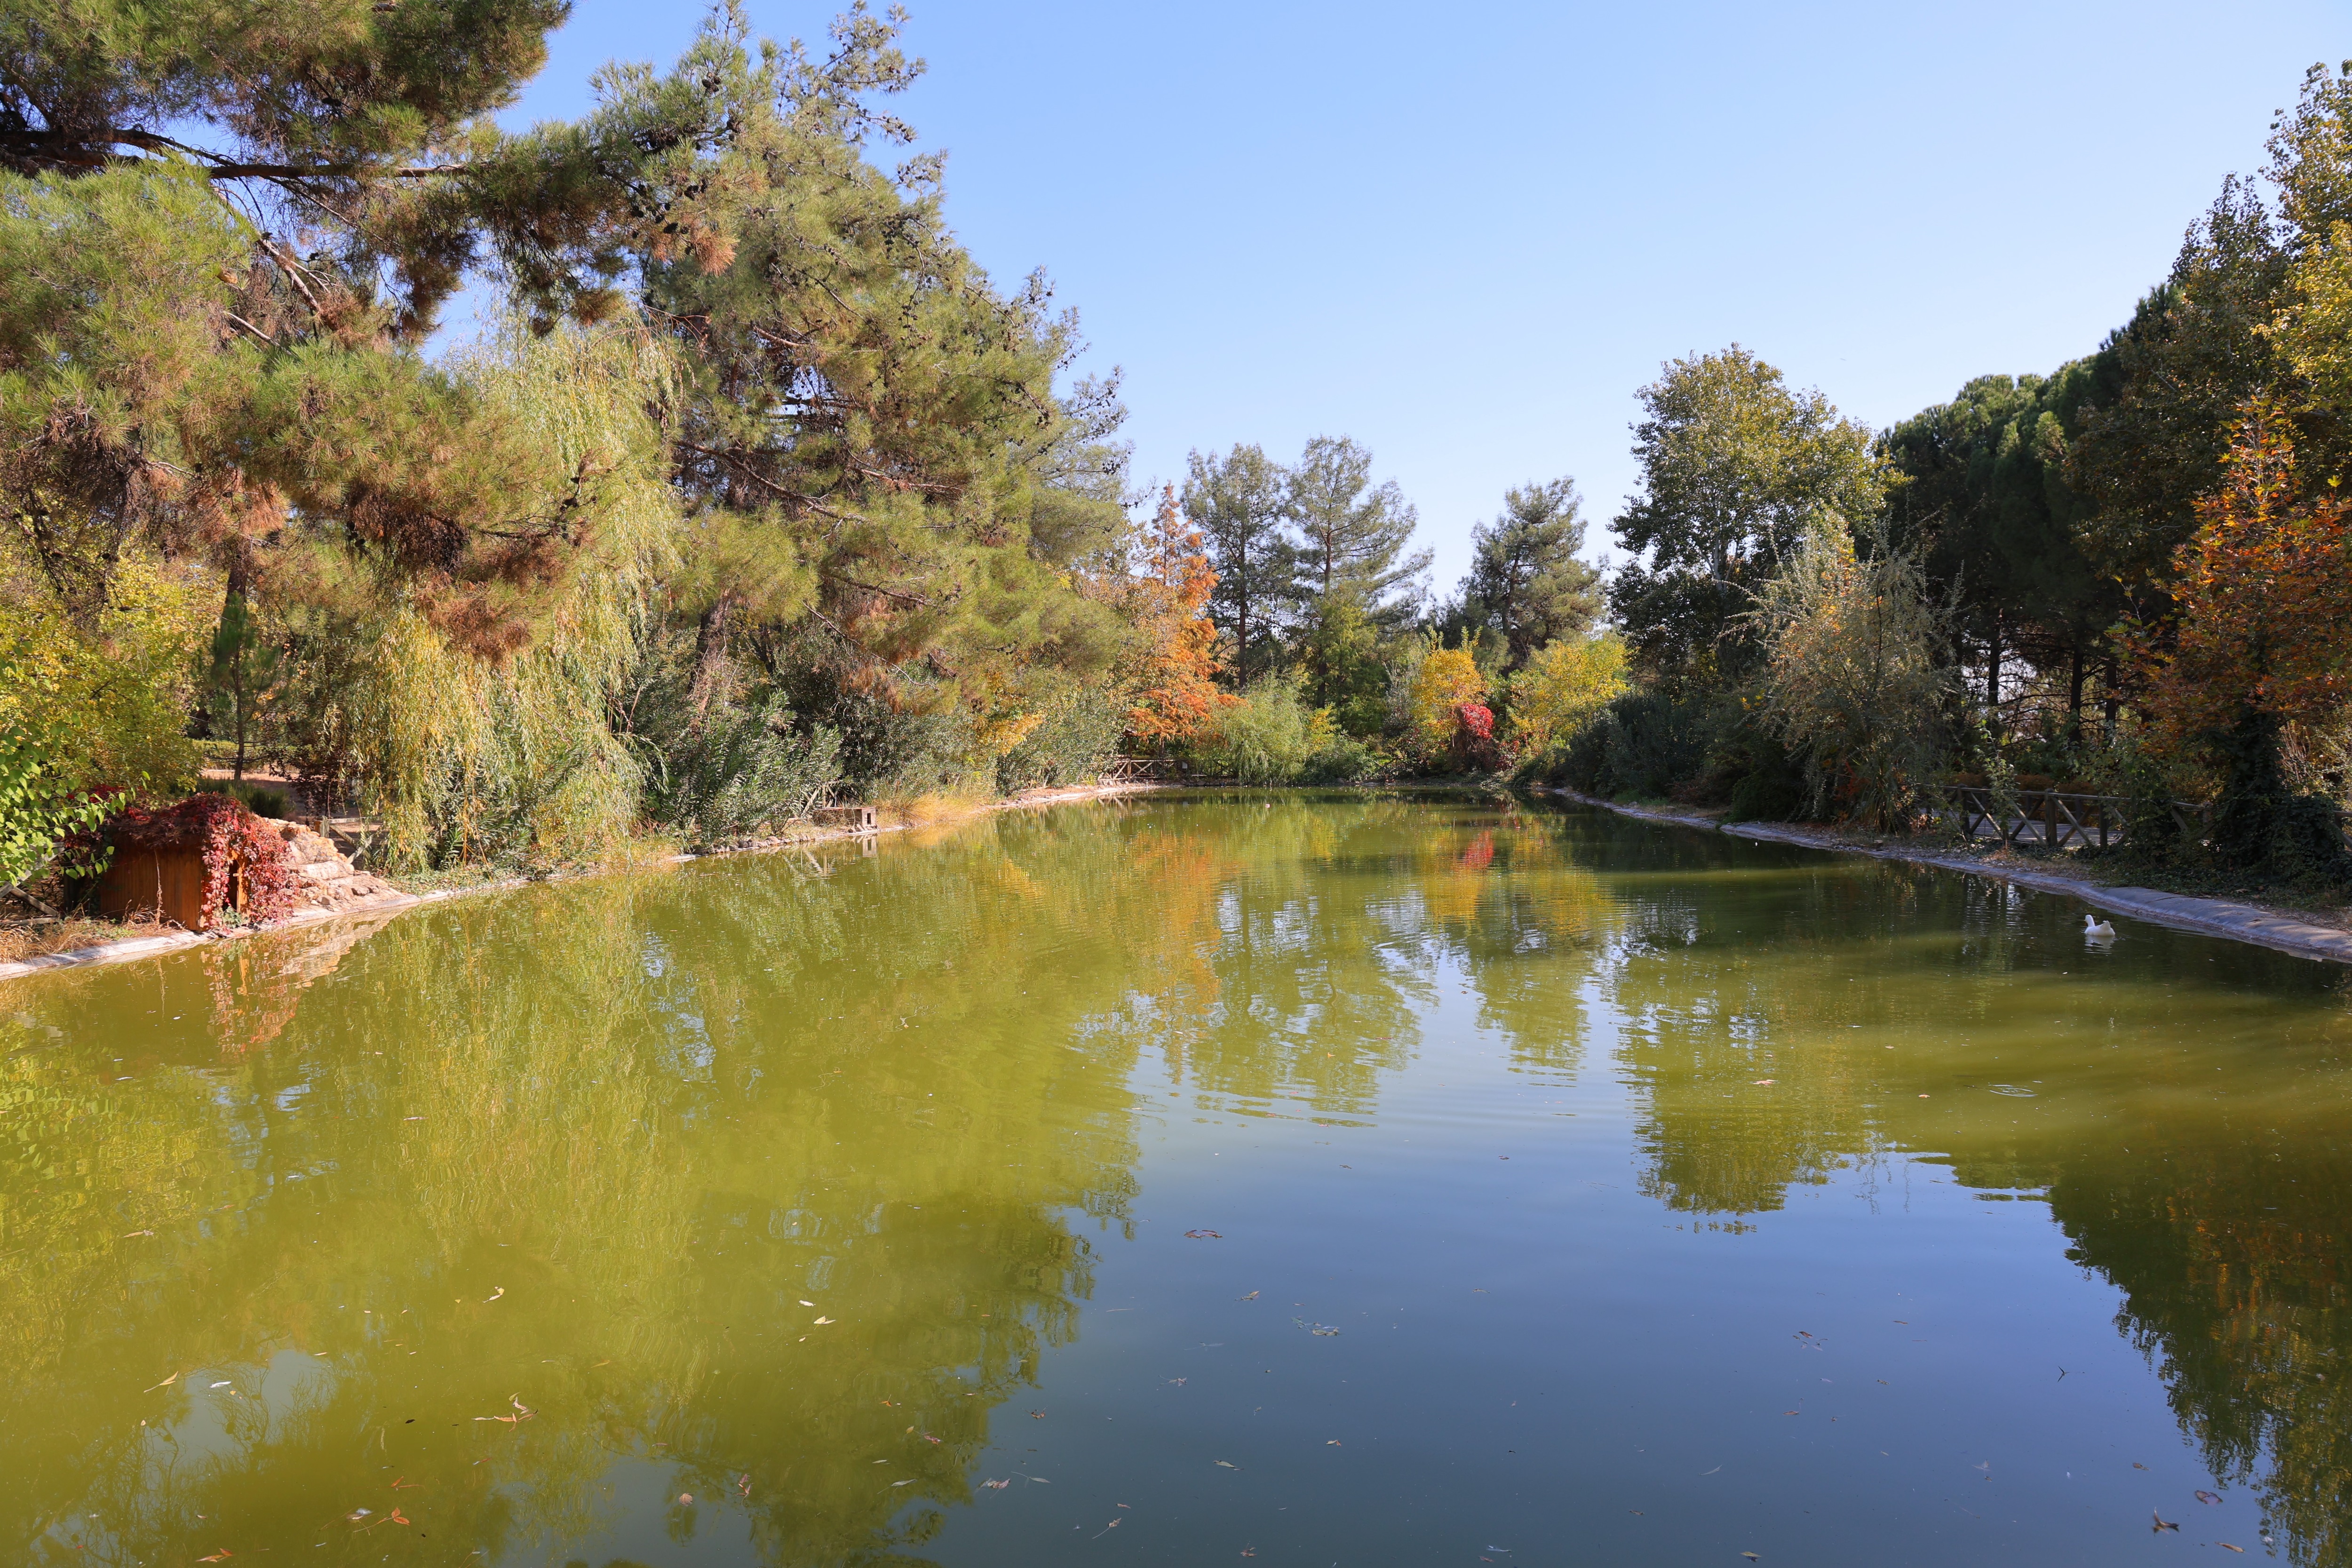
{"left": 90, "top": 795, "right": 294, "bottom": 931}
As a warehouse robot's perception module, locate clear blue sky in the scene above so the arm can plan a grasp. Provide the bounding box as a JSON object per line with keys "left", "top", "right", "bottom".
{"left": 477, "top": 0, "right": 2352, "bottom": 596}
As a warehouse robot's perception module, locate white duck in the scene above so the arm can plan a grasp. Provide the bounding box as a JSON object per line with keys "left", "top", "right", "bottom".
{"left": 2083, "top": 914, "right": 2117, "bottom": 940}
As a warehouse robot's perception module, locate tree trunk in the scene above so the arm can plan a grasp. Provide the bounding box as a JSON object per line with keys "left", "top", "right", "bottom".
{"left": 1986, "top": 615, "right": 2002, "bottom": 715}
{"left": 688, "top": 592, "right": 738, "bottom": 724}
{"left": 2068, "top": 638, "right": 2085, "bottom": 735}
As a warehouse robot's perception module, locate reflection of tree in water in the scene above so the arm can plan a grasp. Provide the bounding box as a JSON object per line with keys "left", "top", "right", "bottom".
{"left": 1573, "top": 809, "right": 2352, "bottom": 1568}
{"left": 0, "top": 807, "right": 1244, "bottom": 1567}
{"left": 2041, "top": 1127, "right": 2352, "bottom": 1568}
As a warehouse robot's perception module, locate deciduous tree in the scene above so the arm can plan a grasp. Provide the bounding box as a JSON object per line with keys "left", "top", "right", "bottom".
{"left": 1610, "top": 347, "right": 1882, "bottom": 692}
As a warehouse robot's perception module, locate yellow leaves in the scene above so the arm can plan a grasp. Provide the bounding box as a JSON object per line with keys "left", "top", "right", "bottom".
{"left": 1408, "top": 646, "right": 1486, "bottom": 752}
{"left": 1506, "top": 633, "right": 1629, "bottom": 755}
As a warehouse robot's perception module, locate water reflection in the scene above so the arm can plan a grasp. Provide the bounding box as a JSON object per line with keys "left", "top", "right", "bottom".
{"left": 2, "top": 796, "right": 2351, "bottom": 1565}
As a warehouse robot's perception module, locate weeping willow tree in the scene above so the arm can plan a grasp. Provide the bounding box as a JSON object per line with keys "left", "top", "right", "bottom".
{"left": 283, "top": 322, "right": 684, "bottom": 868}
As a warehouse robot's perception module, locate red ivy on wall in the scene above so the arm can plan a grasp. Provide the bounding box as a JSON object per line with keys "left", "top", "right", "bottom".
{"left": 102, "top": 795, "right": 297, "bottom": 926}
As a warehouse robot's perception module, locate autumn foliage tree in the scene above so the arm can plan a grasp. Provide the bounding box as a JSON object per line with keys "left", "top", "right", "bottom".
{"left": 1122, "top": 486, "right": 1231, "bottom": 750}
{"left": 2121, "top": 402, "right": 2352, "bottom": 877}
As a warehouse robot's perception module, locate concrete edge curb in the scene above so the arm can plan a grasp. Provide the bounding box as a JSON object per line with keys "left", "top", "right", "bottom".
{"left": 1535, "top": 786, "right": 2352, "bottom": 967}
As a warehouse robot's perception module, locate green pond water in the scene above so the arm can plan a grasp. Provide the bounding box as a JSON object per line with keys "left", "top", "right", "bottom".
{"left": 6, "top": 795, "right": 2352, "bottom": 1568}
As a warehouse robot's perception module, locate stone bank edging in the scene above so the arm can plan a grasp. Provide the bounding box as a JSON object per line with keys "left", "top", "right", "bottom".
{"left": 0, "top": 781, "right": 1168, "bottom": 986}
{"left": 1536, "top": 786, "right": 2352, "bottom": 967}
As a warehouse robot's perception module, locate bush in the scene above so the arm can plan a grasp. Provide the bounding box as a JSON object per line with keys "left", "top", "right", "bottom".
{"left": 205, "top": 780, "right": 294, "bottom": 820}
{"left": 997, "top": 678, "right": 1132, "bottom": 793}
{"left": 646, "top": 695, "right": 842, "bottom": 845}
{"left": 1195, "top": 677, "right": 1377, "bottom": 785}
{"left": 1506, "top": 633, "right": 1629, "bottom": 755}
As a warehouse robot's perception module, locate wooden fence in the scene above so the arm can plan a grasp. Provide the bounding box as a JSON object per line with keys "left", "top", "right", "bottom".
{"left": 1098, "top": 756, "right": 1192, "bottom": 785}
{"left": 1938, "top": 785, "right": 2217, "bottom": 850}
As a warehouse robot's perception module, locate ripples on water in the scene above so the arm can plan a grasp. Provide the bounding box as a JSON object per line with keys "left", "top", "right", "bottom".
{"left": 3, "top": 794, "right": 2348, "bottom": 1566}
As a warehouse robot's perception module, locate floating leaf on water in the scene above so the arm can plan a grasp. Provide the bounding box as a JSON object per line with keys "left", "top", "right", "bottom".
{"left": 1238, "top": 1292, "right": 1259, "bottom": 1301}
{"left": 1030, "top": 1410, "right": 1045, "bottom": 1418}
{"left": 677, "top": 1494, "right": 692, "bottom": 1504}
{"left": 199, "top": 1553, "right": 233, "bottom": 1562}
{"left": 347, "top": 1510, "right": 371, "bottom": 1521}
{"left": 2197, "top": 1490, "right": 2223, "bottom": 1505}
{"left": 813, "top": 1316, "right": 834, "bottom": 1325}
{"left": 388, "top": 1509, "right": 409, "bottom": 1526}
{"left": 1751, "top": 1080, "right": 1775, "bottom": 1086}
{"left": 2133, "top": 1462, "right": 2148, "bottom": 1470}
{"left": 982, "top": 1479, "right": 1009, "bottom": 1489}
{"left": 2153, "top": 1512, "right": 2180, "bottom": 1533}
{"left": 210, "top": 1381, "right": 231, "bottom": 1389}
{"left": 483, "top": 1287, "right": 504, "bottom": 1303}
{"left": 1186, "top": 1230, "right": 1222, "bottom": 1239}
{"left": 143, "top": 1371, "right": 180, "bottom": 1393}
{"left": 1214, "top": 1459, "right": 1241, "bottom": 1469}
{"left": 892, "top": 1479, "right": 915, "bottom": 1487}
{"left": 2220, "top": 1545, "right": 2245, "bottom": 1553}
{"left": 800, "top": 1300, "right": 814, "bottom": 1307}
{"left": 1327, "top": 1439, "right": 1342, "bottom": 1445}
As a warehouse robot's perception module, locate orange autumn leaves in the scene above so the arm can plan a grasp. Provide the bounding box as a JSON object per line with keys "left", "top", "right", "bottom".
{"left": 2123, "top": 401, "right": 2352, "bottom": 757}
{"left": 1124, "top": 487, "right": 1235, "bottom": 749}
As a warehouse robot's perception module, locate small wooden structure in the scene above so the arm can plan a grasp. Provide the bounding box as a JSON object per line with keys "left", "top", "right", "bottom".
{"left": 95, "top": 843, "right": 248, "bottom": 928}
{"left": 813, "top": 804, "right": 878, "bottom": 834}
{"left": 88, "top": 794, "right": 294, "bottom": 931}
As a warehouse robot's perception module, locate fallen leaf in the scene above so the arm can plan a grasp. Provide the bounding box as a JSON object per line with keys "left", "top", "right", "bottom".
{"left": 483, "top": 1287, "right": 504, "bottom": 1303}
{"left": 143, "top": 1371, "right": 180, "bottom": 1393}
{"left": 123, "top": 1229, "right": 155, "bottom": 1238}
{"left": 2133, "top": 1462, "right": 2148, "bottom": 1470}
{"left": 390, "top": 1477, "right": 419, "bottom": 1490}
{"left": 1238, "top": 1291, "right": 1259, "bottom": 1301}
{"left": 210, "top": 1380, "right": 231, "bottom": 1389}
{"left": 813, "top": 1316, "right": 834, "bottom": 1325}
{"left": 2197, "top": 1490, "right": 2224, "bottom": 1505}
{"left": 199, "top": 1553, "right": 232, "bottom": 1563}
{"left": 982, "top": 1479, "right": 1010, "bottom": 1489}
{"left": 388, "top": 1510, "right": 409, "bottom": 1526}
{"left": 678, "top": 1494, "right": 693, "bottom": 1505}
{"left": 800, "top": 1300, "right": 815, "bottom": 1307}
{"left": 1185, "top": 1230, "right": 1222, "bottom": 1239}
{"left": 347, "top": 1509, "right": 372, "bottom": 1522}
{"left": 2221, "top": 1545, "right": 2245, "bottom": 1554}
{"left": 1327, "top": 1439, "right": 1342, "bottom": 1446}
{"left": 2153, "top": 1512, "right": 2180, "bottom": 1533}
{"left": 891, "top": 1479, "right": 914, "bottom": 1488}
{"left": 1215, "top": 1459, "right": 1241, "bottom": 1470}
{"left": 1751, "top": 1080, "right": 1775, "bottom": 1086}
{"left": 1030, "top": 1410, "right": 1045, "bottom": 1419}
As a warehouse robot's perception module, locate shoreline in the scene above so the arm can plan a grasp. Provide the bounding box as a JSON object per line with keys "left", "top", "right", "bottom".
{"left": 0, "top": 780, "right": 1169, "bottom": 986}
{"left": 1535, "top": 786, "right": 2352, "bottom": 967}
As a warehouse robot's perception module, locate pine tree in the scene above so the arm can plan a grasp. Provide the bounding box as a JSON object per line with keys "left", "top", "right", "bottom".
{"left": 1287, "top": 436, "right": 1427, "bottom": 630}
{"left": 1184, "top": 443, "right": 1294, "bottom": 685}
{"left": 1460, "top": 478, "right": 1602, "bottom": 671}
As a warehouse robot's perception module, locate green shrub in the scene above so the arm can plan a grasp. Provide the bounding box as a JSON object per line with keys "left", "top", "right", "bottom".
{"left": 997, "top": 678, "right": 1132, "bottom": 793}
{"left": 1195, "top": 676, "right": 1377, "bottom": 785}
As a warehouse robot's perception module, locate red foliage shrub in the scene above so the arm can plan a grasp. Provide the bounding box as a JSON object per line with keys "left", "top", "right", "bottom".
{"left": 1450, "top": 703, "right": 1504, "bottom": 772}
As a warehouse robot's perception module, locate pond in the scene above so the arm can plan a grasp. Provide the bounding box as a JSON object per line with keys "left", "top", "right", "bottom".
{"left": 5, "top": 795, "right": 2350, "bottom": 1567}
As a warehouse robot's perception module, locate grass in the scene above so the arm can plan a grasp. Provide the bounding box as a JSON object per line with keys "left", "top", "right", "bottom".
{"left": 0, "top": 914, "right": 182, "bottom": 964}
